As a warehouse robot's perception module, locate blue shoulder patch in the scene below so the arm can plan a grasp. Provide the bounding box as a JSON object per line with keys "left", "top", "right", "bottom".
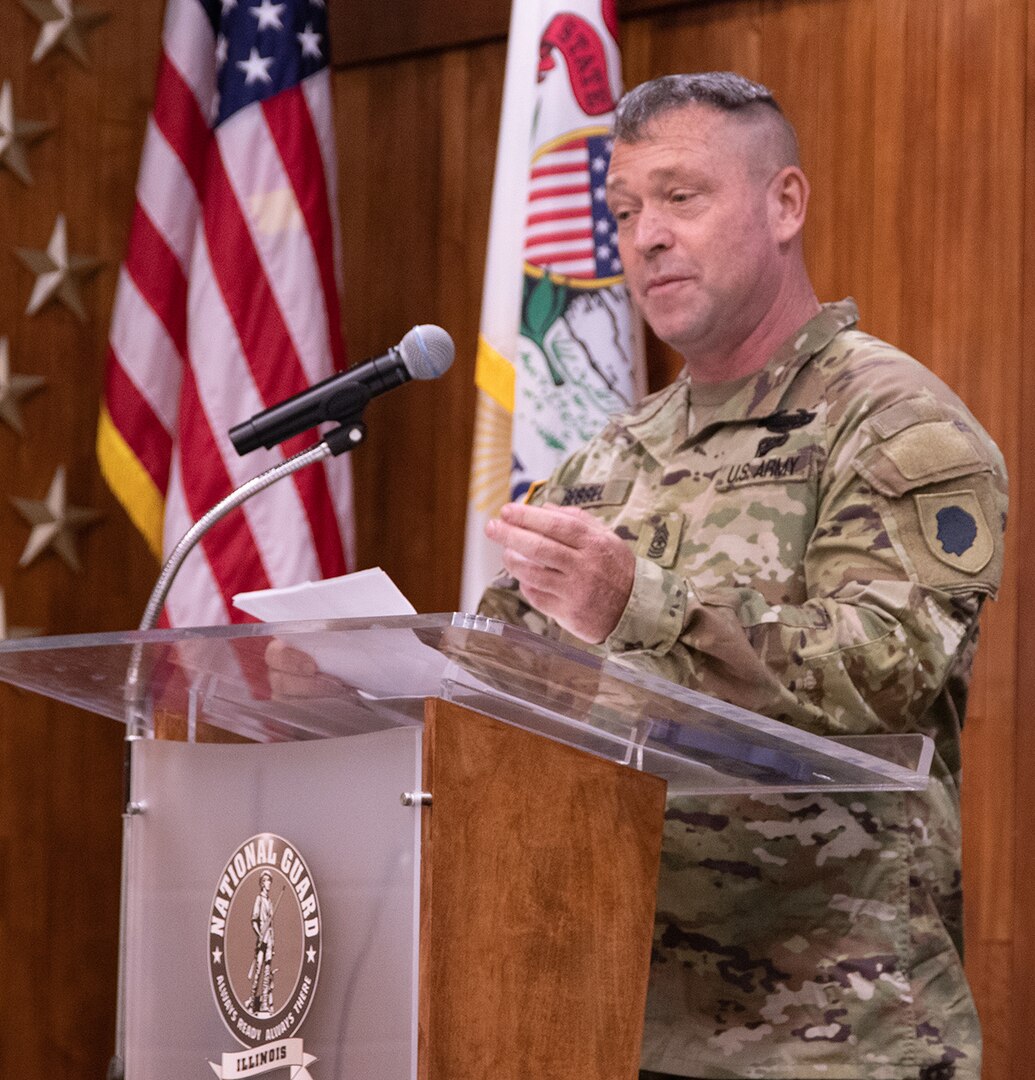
{"left": 935, "top": 505, "right": 978, "bottom": 556}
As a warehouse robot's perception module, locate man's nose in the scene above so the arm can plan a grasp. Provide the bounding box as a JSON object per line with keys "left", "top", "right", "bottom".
{"left": 632, "top": 207, "right": 673, "bottom": 256}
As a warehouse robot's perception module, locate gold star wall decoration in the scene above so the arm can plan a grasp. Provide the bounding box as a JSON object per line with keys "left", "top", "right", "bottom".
{"left": 0, "top": 587, "right": 43, "bottom": 640}
{"left": 0, "top": 337, "right": 47, "bottom": 437}
{"left": 0, "top": 81, "right": 54, "bottom": 185}
{"left": 11, "top": 465, "right": 102, "bottom": 572}
{"left": 18, "top": 0, "right": 110, "bottom": 67}
{"left": 14, "top": 213, "right": 103, "bottom": 322}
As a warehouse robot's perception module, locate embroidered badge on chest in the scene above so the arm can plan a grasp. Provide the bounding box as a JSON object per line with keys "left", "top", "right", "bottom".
{"left": 754, "top": 409, "right": 817, "bottom": 458}
{"left": 634, "top": 512, "right": 683, "bottom": 566}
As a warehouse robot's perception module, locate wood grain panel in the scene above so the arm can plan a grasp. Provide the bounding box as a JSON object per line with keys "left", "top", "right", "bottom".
{"left": 0, "top": 1, "right": 162, "bottom": 1076}
{"left": 331, "top": 0, "right": 511, "bottom": 66}
{"left": 329, "top": 0, "right": 704, "bottom": 68}
{"left": 1014, "top": 0, "right": 1035, "bottom": 1063}
{"left": 419, "top": 697, "right": 665, "bottom": 1080}
{"left": 335, "top": 43, "right": 504, "bottom": 611}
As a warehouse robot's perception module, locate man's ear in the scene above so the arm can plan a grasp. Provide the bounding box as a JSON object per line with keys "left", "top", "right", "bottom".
{"left": 769, "top": 165, "right": 809, "bottom": 244}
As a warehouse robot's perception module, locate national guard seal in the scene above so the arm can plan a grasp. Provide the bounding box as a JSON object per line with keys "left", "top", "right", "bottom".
{"left": 208, "top": 834, "right": 322, "bottom": 1077}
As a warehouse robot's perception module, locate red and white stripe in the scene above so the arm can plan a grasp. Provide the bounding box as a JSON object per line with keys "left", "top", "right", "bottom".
{"left": 103, "top": 0, "right": 353, "bottom": 626}
{"left": 523, "top": 139, "right": 596, "bottom": 278}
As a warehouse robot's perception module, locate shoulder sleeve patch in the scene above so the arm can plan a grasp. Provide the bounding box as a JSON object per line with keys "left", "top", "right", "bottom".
{"left": 915, "top": 490, "right": 994, "bottom": 574}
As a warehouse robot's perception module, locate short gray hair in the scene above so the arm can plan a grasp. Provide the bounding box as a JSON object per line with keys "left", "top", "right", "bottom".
{"left": 614, "top": 72, "right": 787, "bottom": 141}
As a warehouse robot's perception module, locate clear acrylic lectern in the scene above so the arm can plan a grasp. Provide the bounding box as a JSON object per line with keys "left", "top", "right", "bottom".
{"left": 0, "top": 613, "right": 931, "bottom": 1080}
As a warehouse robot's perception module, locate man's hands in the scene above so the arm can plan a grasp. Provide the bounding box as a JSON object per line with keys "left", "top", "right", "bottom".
{"left": 485, "top": 502, "right": 635, "bottom": 644}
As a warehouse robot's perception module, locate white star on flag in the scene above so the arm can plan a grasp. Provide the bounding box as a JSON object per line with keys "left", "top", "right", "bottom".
{"left": 250, "top": 0, "right": 286, "bottom": 31}
{"left": 297, "top": 23, "right": 322, "bottom": 58}
{"left": 237, "top": 46, "right": 274, "bottom": 85}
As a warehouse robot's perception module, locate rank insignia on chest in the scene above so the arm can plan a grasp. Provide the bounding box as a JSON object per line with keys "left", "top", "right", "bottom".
{"left": 634, "top": 512, "right": 683, "bottom": 566}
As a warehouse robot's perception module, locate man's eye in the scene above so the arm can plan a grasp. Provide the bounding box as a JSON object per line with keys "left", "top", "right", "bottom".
{"left": 611, "top": 207, "right": 634, "bottom": 223}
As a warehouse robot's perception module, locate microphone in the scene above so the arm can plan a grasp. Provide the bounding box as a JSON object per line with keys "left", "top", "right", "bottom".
{"left": 229, "top": 324, "right": 455, "bottom": 456}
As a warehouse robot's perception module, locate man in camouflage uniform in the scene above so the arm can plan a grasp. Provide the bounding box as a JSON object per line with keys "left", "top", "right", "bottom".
{"left": 480, "top": 73, "right": 1006, "bottom": 1080}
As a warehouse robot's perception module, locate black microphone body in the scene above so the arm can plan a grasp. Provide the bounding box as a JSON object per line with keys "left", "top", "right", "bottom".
{"left": 229, "top": 325, "right": 454, "bottom": 456}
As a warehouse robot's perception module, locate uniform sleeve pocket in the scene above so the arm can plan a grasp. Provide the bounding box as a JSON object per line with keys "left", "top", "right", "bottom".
{"left": 855, "top": 421, "right": 991, "bottom": 497}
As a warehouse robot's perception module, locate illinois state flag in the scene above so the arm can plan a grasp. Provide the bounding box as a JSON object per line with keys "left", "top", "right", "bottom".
{"left": 460, "top": 0, "right": 644, "bottom": 612}
{"left": 97, "top": 0, "right": 354, "bottom": 626}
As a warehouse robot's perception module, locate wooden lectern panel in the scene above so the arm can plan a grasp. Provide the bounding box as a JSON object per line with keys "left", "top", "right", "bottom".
{"left": 418, "top": 697, "right": 666, "bottom": 1080}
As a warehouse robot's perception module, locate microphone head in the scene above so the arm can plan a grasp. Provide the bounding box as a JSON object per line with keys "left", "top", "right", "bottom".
{"left": 399, "top": 324, "right": 454, "bottom": 381}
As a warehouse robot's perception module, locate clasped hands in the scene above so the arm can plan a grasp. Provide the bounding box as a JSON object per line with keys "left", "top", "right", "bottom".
{"left": 485, "top": 501, "right": 635, "bottom": 645}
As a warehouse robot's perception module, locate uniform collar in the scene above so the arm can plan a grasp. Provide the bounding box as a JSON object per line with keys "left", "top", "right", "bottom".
{"left": 735, "top": 298, "right": 858, "bottom": 419}
{"left": 622, "top": 299, "right": 858, "bottom": 461}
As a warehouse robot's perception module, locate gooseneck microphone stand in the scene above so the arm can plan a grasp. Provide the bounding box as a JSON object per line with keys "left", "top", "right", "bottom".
{"left": 107, "top": 419, "right": 365, "bottom": 1080}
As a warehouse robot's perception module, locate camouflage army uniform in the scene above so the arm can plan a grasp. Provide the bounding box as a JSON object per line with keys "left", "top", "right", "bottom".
{"left": 478, "top": 300, "right": 1007, "bottom": 1080}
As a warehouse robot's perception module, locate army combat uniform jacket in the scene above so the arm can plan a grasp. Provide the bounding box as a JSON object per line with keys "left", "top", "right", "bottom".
{"left": 478, "top": 301, "right": 1008, "bottom": 1080}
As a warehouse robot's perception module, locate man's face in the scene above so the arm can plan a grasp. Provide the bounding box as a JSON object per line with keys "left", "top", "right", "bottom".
{"left": 606, "top": 104, "right": 787, "bottom": 364}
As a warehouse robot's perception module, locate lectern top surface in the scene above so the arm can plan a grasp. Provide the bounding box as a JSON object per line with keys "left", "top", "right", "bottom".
{"left": 0, "top": 612, "right": 931, "bottom": 794}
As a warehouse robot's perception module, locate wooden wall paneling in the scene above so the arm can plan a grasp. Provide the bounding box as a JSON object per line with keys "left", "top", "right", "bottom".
{"left": 331, "top": 0, "right": 511, "bottom": 66}
{"left": 336, "top": 42, "right": 504, "bottom": 611}
{"left": 921, "top": 4, "right": 1025, "bottom": 1074}
{"left": 0, "top": 1, "right": 163, "bottom": 1076}
{"left": 336, "top": 57, "right": 448, "bottom": 609}
{"left": 427, "top": 45, "right": 506, "bottom": 606}
{"left": 1014, "top": 0, "right": 1035, "bottom": 1063}
{"left": 329, "top": 0, "right": 703, "bottom": 68}
{"left": 760, "top": 2, "right": 879, "bottom": 316}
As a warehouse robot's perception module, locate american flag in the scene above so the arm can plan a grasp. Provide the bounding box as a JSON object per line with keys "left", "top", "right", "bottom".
{"left": 523, "top": 133, "right": 620, "bottom": 281}
{"left": 98, "top": 0, "right": 354, "bottom": 626}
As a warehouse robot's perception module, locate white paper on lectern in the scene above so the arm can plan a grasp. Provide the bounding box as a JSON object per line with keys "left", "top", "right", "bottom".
{"left": 233, "top": 566, "right": 417, "bottom": 621}
{"left": 233, "top": 569, "right": 449, "bottom": 697}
